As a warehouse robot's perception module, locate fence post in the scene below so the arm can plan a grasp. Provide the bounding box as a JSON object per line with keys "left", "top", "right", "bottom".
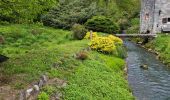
{"left": 90, "top": 30, "right": 93, "bottom": 40}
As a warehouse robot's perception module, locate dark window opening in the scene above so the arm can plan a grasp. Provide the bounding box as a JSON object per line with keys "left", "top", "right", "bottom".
{"left": 168, "top": 18, "right": 170, "bottom": 22}
{"left": 162, "top": 18, "right": 167, "bottom": 24}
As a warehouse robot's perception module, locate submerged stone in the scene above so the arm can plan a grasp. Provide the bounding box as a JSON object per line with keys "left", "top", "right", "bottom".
{"left": 140, "top": 64, "right": 148, "bottom": 70}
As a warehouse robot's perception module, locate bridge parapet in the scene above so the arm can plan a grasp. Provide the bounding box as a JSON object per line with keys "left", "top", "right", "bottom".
{"left": 115, "top": 34, "right": 157, "bottom": 37}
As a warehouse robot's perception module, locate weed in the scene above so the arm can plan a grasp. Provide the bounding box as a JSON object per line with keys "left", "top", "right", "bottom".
{"left": 31, "top": 29, "right": 43, "bottom": 35}
{"left": 13, "top": 83, "right": 24, "bottom": 89}
{"left": 42, "top": 85, "right": 56, "bottom": 95}
{"left": 38, "top": 92, "right": 49, "bottom": 100}
{"left": 76, "top": 51, "right": 88, "bottom": 60}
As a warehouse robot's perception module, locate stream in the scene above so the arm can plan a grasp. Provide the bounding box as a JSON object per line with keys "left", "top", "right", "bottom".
{"left": 125, "top": 41, "right": 170, "bottom": 100}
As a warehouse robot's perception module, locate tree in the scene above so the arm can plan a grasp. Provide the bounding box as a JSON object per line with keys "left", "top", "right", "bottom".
{"left": 0, "top": 0, "right": 58, "bottom": 23}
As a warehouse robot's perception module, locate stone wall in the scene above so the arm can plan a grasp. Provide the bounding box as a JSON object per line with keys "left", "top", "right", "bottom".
{"left": 140, "top": 0, "right": 155, "bottom": 33}
{"left": 140, "top": 0, "right": 170, "bottom": 33}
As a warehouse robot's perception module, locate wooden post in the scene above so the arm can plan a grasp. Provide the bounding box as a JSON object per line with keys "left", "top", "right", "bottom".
{"left": 0, "top": 36, "right": 4, "bottom": 44}
{"left": 90, "top": 30, "right": 93, "bottom": 40}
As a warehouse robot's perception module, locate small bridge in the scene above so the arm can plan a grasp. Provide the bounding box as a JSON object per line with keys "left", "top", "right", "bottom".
{"left": 115, "top": 34, "right": 157, "bottom": 38}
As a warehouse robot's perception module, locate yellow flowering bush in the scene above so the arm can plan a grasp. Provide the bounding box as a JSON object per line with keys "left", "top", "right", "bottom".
{"left": 108, "top": 35, "right": 123, "bottom": 45}
{"left": 84, "top": 32, "right": 98, "bottom": 39}
{"left": 87, "top": 32, "right": 123, "bottom": 53}
{"left": 89, "top": 36, "right": 116, "bottom": 53}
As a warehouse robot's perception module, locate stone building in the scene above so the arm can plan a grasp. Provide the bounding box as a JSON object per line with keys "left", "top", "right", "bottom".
{"left": 140, "top": 0, "right": 170, "bottom": 33}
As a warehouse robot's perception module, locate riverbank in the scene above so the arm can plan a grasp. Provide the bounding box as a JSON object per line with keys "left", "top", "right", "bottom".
{"left": 144, "top": 34, "right": 170, "bottom": 67}
{"left": 0, "top": 24, "right": 134, "bottom": 99}
{"left": 130, "top": 34, "right": 170, "bottom": 67}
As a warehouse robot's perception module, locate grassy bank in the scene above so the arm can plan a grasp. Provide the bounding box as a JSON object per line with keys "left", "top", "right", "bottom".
{"left": 0, "top": 24, "right": 71, "bottom": 57}
{"left": 0, "top": 24, "right": 133, "bottom": 99}
{"left": 144, "top": 34, "right": 170, "bottom": 66}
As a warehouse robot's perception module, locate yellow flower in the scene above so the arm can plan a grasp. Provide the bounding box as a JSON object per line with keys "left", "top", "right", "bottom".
{"left": 84, "top": 32, "right": 98, "bottom": 39}
{"left": 108, "top": 35, "right": 123, "bottom": 44}
{"left": 89, "top": 36, "right": 116, "bottom": 53}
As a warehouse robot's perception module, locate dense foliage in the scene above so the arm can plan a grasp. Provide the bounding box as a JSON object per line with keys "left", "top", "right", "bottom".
{"left": 0, "top": 0, "right": 58, "bottom": 23}
{"left": 85, "top": 16, "right": 119, "bottom": 33}
{"left": 42, "top": 0, "right": 96, "bottom": 29}
{"left": 127, "top": 18, "right": 140, "bottom": 34}
{"left": 71, "top": 24, "right": 87, "bottom": 40}
{"left": 41, "top": 0, "right": 140, "bottom": 32}
{"left": 0, "top": 0, "right": 140, "bottom": 32}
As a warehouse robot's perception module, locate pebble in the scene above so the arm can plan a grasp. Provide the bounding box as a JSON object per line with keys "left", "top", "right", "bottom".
{"left": 38, "top": 79, "right": 44, "bottom": 88}
{"left": 19, "top": 90, "right": 26, "bottom": 100}
{"left": 26, "top": 88, "right": 33, "bottom": 98}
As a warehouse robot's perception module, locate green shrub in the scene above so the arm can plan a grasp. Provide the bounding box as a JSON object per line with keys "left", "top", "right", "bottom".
{"left": 126, "top": 18, "right": 139, "bottom": 34}
{"left": 38, "top": 92, "right": 49, "bottom": 100}
{"left": 115, "top": 45, "right": 127, "bottom": 59}
{"left": 42, "top": 1, "right": 96, "bottom": 29}
{"left": 0, "top": 21, "right": 10, "bottom": 25}
{"left": 127, "top": 25, "right": 139, "bottom": 34}
{"left": 85, "top": 16, "right": 119, "bottom": 33}
{"left": 0, "top": 0, "right": 58, "bottom": 23}
{"left": 71, "top": 24, "right": 87, "bottom": 40}
{"left": 130, "top": 18, "right": 140, "bottom": 26}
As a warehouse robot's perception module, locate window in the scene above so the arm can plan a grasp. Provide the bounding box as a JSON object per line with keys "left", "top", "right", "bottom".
{"left": 145, "top": 13, "right": 149, "bottom": 20}
{"left": 168, "top": 18, "right": 170, "bottom": 22}
{"left": 162, "top": 18, "right": 167, "bottom": 24}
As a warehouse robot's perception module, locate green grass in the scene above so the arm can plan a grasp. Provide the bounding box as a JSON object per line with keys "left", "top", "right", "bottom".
{"left": 0, "top": 24, "right": 72, "bottom": 57}
{"left": 145, "top": 34, "right": 170, "bottom": 66}
{"left": 0, "top": 24, "right": 133, "bottom": 99}
{"left": 64, "top": 52, "right": 133, "bottom": 100}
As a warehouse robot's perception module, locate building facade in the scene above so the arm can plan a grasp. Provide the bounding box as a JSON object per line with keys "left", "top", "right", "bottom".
{"left": 140, "top": 0, "right": 170, "bottom": 33}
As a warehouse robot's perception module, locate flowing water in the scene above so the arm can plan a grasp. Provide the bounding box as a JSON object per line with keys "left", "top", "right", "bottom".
{"left": 125, "top": 41, "right": 170, "bottom": 100}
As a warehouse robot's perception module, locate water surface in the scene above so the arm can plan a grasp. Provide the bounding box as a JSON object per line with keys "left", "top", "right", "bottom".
{"left": 125, "top": 41, "right": 170, "bottom": 100}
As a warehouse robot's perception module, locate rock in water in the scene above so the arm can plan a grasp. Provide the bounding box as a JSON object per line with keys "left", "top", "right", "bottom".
{"left": 0, "top": 55, "right": 9, "bottom": 63}
{"left": 140, "top": 64, "right": 148, "bottom": 70}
